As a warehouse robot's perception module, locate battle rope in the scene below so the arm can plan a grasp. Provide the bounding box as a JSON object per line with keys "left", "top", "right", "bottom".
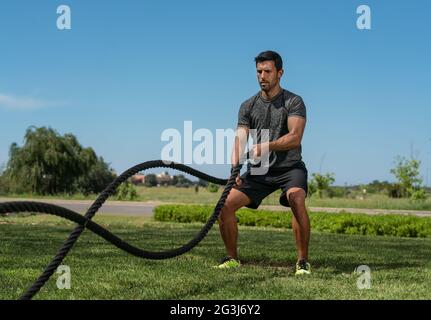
{"left": 0, "top": 160, "right": 242, "bottom": 300}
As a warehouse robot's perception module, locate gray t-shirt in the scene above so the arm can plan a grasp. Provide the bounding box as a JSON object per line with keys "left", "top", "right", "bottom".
{"left": 237, "top": 89, "right": 306, "bottom": 170}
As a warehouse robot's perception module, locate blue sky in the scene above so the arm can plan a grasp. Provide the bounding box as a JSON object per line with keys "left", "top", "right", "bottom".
{"left": 1, "top": 0, "right": 430, "bottom": 185}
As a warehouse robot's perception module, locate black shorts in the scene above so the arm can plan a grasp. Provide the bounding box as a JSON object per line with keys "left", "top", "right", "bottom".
{"left": 234, "top": 162, "right": 308, "bottom": 209}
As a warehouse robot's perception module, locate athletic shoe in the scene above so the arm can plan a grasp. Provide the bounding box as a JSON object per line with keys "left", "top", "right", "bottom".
{"left": 295, "top": 259, "right": 311, "bottom": 275}
{"left": 214, "top": 256, "right": 241, "bottom": 269}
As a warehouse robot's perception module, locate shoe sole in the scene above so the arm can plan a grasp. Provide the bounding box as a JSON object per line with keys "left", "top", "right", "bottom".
{"left": 295, "top": 270, "right": 311, "bottom": 275}
{"left": 213, "top": 263, "right": 241, "bottom": 269}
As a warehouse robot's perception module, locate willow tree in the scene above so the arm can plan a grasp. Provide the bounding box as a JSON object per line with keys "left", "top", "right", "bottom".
{"left": 4, "top": 126, "right": 115, "bottom": 195}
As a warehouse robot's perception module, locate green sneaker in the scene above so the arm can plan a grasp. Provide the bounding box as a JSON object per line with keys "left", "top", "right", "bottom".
{"left": 295, "top": 260, "right": 311, "bottom": 275}
{"left": 214, "top": 256, "right": 241, "bottom": 269}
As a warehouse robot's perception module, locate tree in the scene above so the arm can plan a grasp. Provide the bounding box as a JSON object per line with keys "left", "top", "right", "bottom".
{"left": 390, "top": 156, "right": 425, "bottom": 198}
{"left": 0, "top": 174, "right": 7, "bottom": 195}
{"left": 75, "top": 157, "right": 116, "bottom": 195}
{"left": 144, "top": 174, "right": 158, "bottom": 187}
{"left": 309, "top": 173, "right": 335, "bottom": 198}
{"left": 175, "top": 174, "right": 193, "bottom": 187}
{"left": 171, "top": 175, "right": 178, "bottom": 185}
{"left": 198, "top": 178, "right": 208, "bottom": 187}
{"left": 0, "top": 163, "right": 7, "bottom": 194}
{"left": 367, "top": 180, "right": 391, "bottom": 194}
{"left": 4, "top": 126, "right": 115, "bottom": 195}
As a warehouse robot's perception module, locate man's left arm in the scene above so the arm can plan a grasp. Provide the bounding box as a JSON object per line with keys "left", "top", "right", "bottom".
{"left": 253, "top": 116, "right": 306, "bottom": 155}
{"left": 269, "top": 116, "right": 306, "bottom": 151}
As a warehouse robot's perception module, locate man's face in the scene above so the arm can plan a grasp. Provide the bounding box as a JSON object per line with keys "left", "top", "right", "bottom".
{"left": 256, "top": 60, "right": 283, "bottom": 92}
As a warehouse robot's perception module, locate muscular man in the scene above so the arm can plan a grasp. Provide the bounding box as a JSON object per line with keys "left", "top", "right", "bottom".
{"left": 216, "top": 51, "right": 311, "bottom": 275}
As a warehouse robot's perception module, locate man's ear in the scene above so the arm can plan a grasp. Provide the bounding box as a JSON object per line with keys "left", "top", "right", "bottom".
{"left": 278, "top": 68, "right": 284, "bottom": 80}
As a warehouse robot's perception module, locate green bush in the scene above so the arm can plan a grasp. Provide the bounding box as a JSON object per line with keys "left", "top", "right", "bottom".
{"left": 207, "top": 183, "right": 219, "bottom": 193}
{"left": 410, "top": 189, "right": 428, "bottom": 202}
{"left": 153, "top": 204, "right": 431, "bottom": 238}
{"left": 116, "top": 182, "right": 138, "bottom": 201}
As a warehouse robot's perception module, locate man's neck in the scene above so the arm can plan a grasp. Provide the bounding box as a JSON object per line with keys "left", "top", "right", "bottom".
{"left": 260, "top": 85, "right": 282, "bottom": 101}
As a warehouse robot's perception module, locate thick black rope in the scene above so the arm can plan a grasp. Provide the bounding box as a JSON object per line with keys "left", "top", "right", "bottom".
{"left": 0, "top": 160, "right": 241, "bottom": 300}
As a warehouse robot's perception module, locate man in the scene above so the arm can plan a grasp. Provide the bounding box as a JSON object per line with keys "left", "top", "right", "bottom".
{"left": 216, "top": 51, "right": 311, "bottom": 275}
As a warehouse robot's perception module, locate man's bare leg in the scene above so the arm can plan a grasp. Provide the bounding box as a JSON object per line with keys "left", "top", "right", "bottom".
{"left": 218, "top": 189, "right": 251, "bottom": 259}
{"left": 287, "top": 188, "right": 310, "bottom": 261}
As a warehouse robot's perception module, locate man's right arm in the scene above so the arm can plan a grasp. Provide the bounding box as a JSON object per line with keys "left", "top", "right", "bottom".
{"left": 231, "top": 125, "right": 249, "bottom": 168}
{"left": 233, "top": 97, "right": 253, "bottom": 168}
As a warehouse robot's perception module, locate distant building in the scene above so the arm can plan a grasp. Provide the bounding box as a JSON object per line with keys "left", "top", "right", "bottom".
{"left": 131, "top": 171, "right": 177, "bottom": 186}
{"left": 131, "top": 174, "right": 145, "bottom": 185}
{"left": 156, "top": 171, "right": 173, "bottom": 185}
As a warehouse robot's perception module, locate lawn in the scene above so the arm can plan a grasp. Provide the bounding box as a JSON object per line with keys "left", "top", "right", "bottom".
{"left": 1, "top": 214, "right": 430, "bottom": 300}
{"left": 3, "top": 187, "right": 431, "bottom": 211}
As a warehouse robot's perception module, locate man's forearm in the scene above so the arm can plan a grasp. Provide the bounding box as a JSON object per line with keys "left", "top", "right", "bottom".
{"left": 231, "top": 127, "right": 249, "bottom": 166}
{"left": 267, "top": 133, "right": 301, "bottom": 152}
{"left": 231, "top": 136, "right": 243, "bottom": 166}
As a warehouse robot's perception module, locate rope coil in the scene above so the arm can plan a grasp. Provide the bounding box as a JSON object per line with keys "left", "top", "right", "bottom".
{"left": 0, "top": 160, "right": 242, "bottom": 300}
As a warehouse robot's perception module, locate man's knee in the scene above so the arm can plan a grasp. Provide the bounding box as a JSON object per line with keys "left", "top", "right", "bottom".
{"left": 287, "top": 188, "right": 306, "bottom": 208}
{"left": 220, "top": 202, "right": 234, "bottom": 214}
{"left": 219, "top": 199, "right": 237, "bottom": 223}
{"left": 223, "top": 190, "right": 249, "bottom": 212}
{"left": 219, "top": 189, "right": 250, "bottom": 223}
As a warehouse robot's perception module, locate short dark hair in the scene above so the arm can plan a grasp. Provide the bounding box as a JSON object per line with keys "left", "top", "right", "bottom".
{"left": 255, "top": 50, "right": 283, "bottom": 71}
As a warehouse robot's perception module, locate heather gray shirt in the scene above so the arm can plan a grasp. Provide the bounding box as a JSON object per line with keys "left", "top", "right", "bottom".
{"left": 237, "top": 89, "right": 306, "bottom": 170}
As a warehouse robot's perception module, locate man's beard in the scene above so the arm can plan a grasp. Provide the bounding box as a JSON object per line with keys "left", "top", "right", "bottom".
{"left": 259, "top": 81, "right": 274, "bottom": 92}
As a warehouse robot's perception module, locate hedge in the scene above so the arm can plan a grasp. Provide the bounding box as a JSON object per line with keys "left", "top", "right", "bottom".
{"left": 154, "top": 204, "right": 431, "bottom": 238}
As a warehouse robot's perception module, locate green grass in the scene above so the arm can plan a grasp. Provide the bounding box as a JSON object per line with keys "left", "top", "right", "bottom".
{"left": 137, "top": 187, "right": 431, "bottom": 210}
{"left": 2, "top": 188, "right": 431, "bottom": 211}
{"left": 306, "top": 194, "right": 431, "bottom": 211}
{"left": 138, "top": 187, "right": 428, "bottom": 211}
{"left": 1, "top": 214, "right": 431, "bottom": 300}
